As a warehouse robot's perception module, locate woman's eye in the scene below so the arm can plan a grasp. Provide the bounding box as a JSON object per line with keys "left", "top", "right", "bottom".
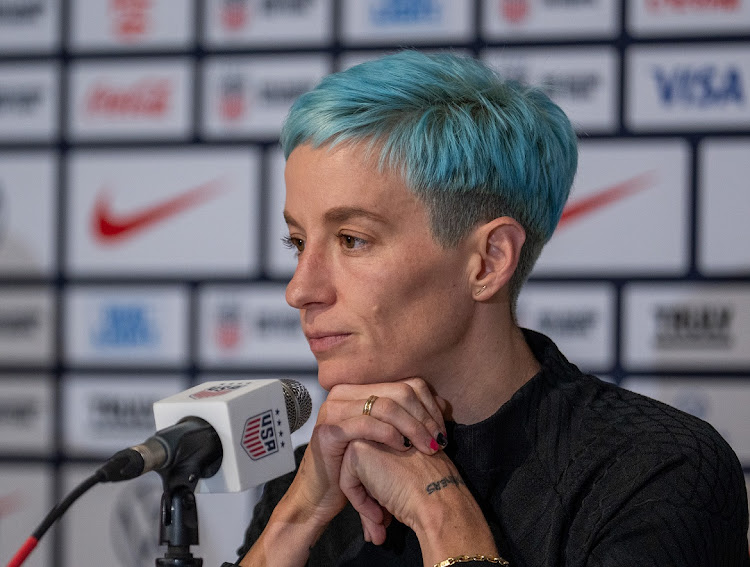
{"left": 339, "top": 234, "right": 366, "bottom": 249}
{"left": 282, "top": 235, "right": 304, "bottom": 253}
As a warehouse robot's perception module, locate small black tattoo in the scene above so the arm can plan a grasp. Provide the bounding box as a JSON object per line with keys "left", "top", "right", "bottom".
{"left": 425, "top": 475, "right": 465, "bottom": 495}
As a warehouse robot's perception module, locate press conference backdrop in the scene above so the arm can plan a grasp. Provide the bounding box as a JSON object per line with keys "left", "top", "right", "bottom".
{"left": 0, "top": 1, "right": 748, "bottom": 566}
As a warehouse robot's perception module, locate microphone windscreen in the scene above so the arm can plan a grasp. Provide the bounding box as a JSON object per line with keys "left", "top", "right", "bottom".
{"left": 280, "top": 379, "right": 312, "bottom": 433}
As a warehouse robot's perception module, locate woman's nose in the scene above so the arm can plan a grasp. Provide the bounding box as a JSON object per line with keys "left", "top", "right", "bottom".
{"left": 285, "top": 245, "right": 335, "bottom": 310}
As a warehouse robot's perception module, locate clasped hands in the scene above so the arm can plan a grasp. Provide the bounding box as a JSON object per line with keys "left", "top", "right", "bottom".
{"left": 291, "top": 378, "right": 486, "bottom": 550}
{"left": 239, "top": 377, "right": 499, "bottom": 567}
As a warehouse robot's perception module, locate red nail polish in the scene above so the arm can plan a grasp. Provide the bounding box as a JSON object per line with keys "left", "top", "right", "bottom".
{"left": 430, "top": 438, "right": 439, "bottom": 451}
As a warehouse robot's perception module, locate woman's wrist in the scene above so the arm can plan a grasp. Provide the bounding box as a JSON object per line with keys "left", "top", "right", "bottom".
{"left": 238, "top": 483, "right": 330, "bottom": 567}
{"left": 412, "top": 486, "right": 498, "bottom": 567}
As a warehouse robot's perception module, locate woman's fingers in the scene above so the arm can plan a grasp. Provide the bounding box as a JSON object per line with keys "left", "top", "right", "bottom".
{"left": 323, "top": 398, "right": 439, "bottom": 454}
{"left": 326, "top": 379, "right": 448, "bottom": 453}
{"left": 315, "top": 415, "right": 415, "bottom": 455}
{"left": 342, "top": 457, "right": 389, "bottom": 546}
{"left": 400, "top": 378, "right": 448, "bottom": 440}
{"left": 362, "top": 514, "right": 387, "bottom": 545}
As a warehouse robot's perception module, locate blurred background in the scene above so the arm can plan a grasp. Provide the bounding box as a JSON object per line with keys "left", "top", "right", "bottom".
{"left": 0, "top": 0, "right": 748, "bottom": 565}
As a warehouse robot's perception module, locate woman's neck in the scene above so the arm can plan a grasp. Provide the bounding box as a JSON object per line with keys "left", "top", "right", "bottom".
{"left": 429, "top": 319, "right": 540, "bottom": 425}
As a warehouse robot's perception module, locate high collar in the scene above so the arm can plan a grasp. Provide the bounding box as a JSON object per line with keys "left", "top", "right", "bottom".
{"left": 444, "top": 329, "right": 581, "bottom": 497}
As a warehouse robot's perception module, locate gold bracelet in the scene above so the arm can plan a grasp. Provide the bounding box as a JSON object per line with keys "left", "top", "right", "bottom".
{"left": 434, "top": 555, "right": 509, "bottom": 567}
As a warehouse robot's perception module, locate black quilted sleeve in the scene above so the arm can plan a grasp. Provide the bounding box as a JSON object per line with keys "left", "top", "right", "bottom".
{"left": 583, "top": 397, "right": 750, "bottom": 566}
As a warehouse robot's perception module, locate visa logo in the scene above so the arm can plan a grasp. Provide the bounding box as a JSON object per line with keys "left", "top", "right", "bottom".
{"left": 91, "top": 305, "right": 159, "bottom": 348}
{"left": 370, "top": 0, "right": 442, "bottom": 25}
{"left": 653, "top": 65, "right": 744, "bottom": 107}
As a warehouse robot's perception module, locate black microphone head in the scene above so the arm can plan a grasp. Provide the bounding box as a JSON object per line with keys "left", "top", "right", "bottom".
{"left": 280, "top": 379, "right": 312, "bottom": 433}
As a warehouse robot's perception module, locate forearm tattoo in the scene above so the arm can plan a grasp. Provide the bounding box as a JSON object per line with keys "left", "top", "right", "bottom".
{"left": 425, "top": 475, "right": 465, "bottom": 495}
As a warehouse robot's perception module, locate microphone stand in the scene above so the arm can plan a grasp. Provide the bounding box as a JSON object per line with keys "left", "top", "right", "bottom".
{"left": 153, "top": 418, "right": 223, "bottom": 567}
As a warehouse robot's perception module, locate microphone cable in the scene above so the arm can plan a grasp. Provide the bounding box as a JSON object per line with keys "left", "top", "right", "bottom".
{"left": 5, "top": 420, "right": 213, "bottom": 567}
{"left": 6, "top": 469, "right": 107, "bottom": 567}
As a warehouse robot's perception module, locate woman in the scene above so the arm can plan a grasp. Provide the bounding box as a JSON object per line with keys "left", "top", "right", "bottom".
{"left": 225, "top": 51, "right": 749, "bottom": 567}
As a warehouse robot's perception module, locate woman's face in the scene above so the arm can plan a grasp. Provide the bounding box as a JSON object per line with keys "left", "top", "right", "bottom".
{"left": 284, "top": 143, "right": 476, "bottom": 390}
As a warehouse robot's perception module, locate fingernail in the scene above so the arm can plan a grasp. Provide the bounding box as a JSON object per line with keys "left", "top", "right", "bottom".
{"left": 430, "top": 438, "right": 440, "bottom": 451}
{"left": 436, "top": 432, "right": 448, "bottom": 448}
{"left": 403, "top": 436, "right": 412, "bottom": 448}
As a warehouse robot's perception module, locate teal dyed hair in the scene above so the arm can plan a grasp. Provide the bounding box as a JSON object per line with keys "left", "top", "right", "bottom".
{"left": 281, "top": 50, "right": 577, "bottom": 309}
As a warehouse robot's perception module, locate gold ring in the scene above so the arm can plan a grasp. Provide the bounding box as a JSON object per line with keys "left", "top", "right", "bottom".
{"left": 362, "top": 395, "right": 378, "bottom": 416}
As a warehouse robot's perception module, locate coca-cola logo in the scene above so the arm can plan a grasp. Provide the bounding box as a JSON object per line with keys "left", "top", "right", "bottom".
{"left": 85, "top": 79, "right": 171, "bottom": 117}
{"left": 110, "top": 0, "right": 152, "bottom": 40}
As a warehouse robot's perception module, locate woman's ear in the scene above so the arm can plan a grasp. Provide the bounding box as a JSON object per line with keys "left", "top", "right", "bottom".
{"left": 470, "top": 217, "right": 526, "bottom": 300}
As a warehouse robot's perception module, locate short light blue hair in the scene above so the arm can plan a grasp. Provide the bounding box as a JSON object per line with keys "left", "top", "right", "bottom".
{"left": 281, "top": 50, "right": 577, "bottom": 308}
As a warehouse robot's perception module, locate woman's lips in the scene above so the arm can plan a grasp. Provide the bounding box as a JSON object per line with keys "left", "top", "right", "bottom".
{"left": 306, "top": 333, "right": 351, "bottom": 354}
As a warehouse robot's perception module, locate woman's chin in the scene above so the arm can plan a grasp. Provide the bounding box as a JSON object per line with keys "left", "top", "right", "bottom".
{"left": 315, "top": 361, "right": 391, "bottom": 391}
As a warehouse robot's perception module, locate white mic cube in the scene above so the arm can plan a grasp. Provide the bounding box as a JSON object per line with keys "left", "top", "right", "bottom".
{"left": 153, "top": 380, "right": 297, "bottom": 493}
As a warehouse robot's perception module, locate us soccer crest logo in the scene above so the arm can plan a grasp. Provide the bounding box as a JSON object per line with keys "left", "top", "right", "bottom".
{"left": 189, "top": 382, "right": 245, "bottom": 399}
{"left": 242, "top": 409, "right": 282, "bottom": 460}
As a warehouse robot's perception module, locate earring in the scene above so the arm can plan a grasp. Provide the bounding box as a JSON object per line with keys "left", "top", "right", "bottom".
{"left": 474, "top": 285, "right": 486, "bottom": 296}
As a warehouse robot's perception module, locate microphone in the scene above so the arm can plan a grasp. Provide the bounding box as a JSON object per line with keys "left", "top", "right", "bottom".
{"left": 97, "top": 379, "right": 312, "bottom": 492}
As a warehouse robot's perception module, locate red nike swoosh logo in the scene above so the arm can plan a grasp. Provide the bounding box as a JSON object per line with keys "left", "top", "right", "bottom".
{"left": 557, "top": 171, "right": 656, "bottom": 230}
{"left": 92, "top": 181, "right": 224, "bottom": 243}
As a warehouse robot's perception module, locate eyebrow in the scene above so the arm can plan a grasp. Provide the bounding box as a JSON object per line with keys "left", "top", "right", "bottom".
{"left": 284, "top": 206, "right": 390, "bottom": 227}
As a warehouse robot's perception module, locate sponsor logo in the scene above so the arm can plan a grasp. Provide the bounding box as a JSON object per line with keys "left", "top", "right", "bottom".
{"left": 189, "top": 382, "right": 245, "bottom": 399}
{"left": 557, "top": 172, "right": 655, "bottom": 229}
{"left": 220, "top": 74, "right": 246, "bottom": 121}
{"left": 537, "top": 310, "right": 597, "bottom": 337}
{"left": 500, "top": 0, "right": 529, "bottom": 23}
{"left": 90, "top": 304, "right": 159, "bottom": 348}
{"left": 545, "top": 0, "right": 594, "bottom": 4}
{"left": 110, "top": 477, "right": 161, "bottom": 567}
{"left": 654, "top": 304, "right": 734, "bottom": 349}
{"left": 0, "top": 309, "right": 40, "bottom": 337}
{"left": 0, "top": 398, "right": 38, "bottom": 426}
{"left": 260, "top": 79, "right": 312, "bottom": 104}
{"left": 242, "top": 408, "right": 284, "bottom": 460}
{"left": 222, "top": 0, "right": 250, "bottom": 30}
{"left": 653, "top": 65, "right": 744, "bottom": 107}
{"left": 220, "top": 0, "right": 312, "bottom": 29}
{"left": 256, "top": 311, "right": 300, "bottom": 337}
{"left": 88, "top": 394, "right": 155, "bottom": 430}
{"left": 646, "top": 0, "right": 740, "bottom": 12}
{"left": 369, "top": 0, "right": 443, "bottom": 25}
{"left": 0, "top": 0, "right": 43, "bottom": 22}
{"left": 91, "top": 181, "right": 224, "bottom": 243}
{"left": 110, "top": 0, "right": 152, "bottom": 40}
{"left": 261, "top": 0, "right": 314, "bottom": 15}
{"left": 85, "top": 79, "right": 171, "bottom": 117}
{"left": 0, "top": 86, "right": 42, "bottom": 115}
{"left": 542, "top": 72, "right": 599, "bottom": 99}
{"left": 215, "top": 303, "right": 242, "bottom": 350}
